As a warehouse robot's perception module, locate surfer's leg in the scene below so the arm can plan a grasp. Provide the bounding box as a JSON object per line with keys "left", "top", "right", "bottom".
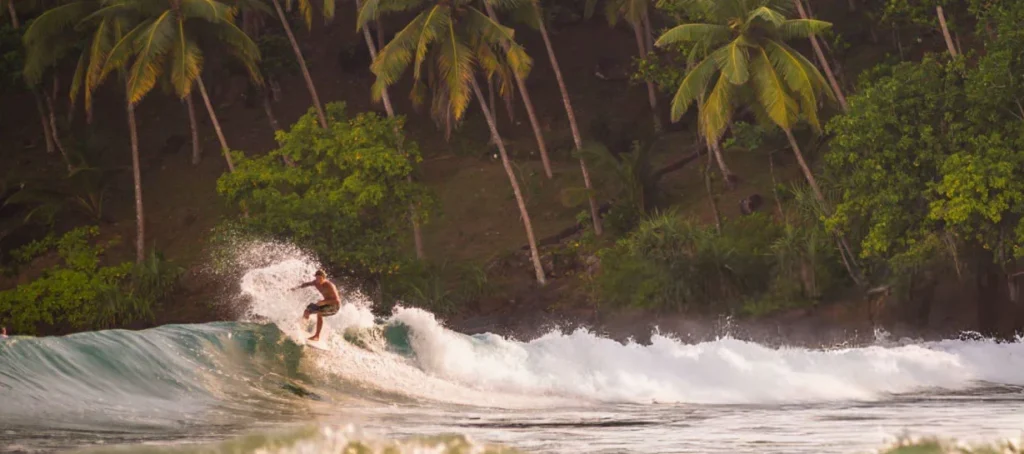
{"left": 309, "top": 314, "right": 323, "bottom": 341}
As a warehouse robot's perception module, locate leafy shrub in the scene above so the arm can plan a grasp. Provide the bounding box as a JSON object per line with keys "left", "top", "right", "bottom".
{"left": 216, "top": 102, "right": 434, "bottom": 285}
{"left": 0, "top": 227, "right": 181, "bottom": 334}
{"left": 379, "top": 260, "right": 490, "bottom": 316}
{"left": 597, "top": 208, "right": 844, "bottom": 315}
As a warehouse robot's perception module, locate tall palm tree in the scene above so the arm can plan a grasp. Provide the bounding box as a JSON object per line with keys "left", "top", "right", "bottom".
{"left": 480, "top": 0, "right": 552, "bottom": 179}
{"left": 358, "top": 0, "right": 547, "bottom": 284}
{"left": 512, "top": 0, "right": 603, "bottom": 235}
{"left": 266, "top": 0, "right": 328, "bottom": 128}
{"left": 655, "top": 0, "right": 836, "bottom": 202}
{"left": 99, "top": 0, "right": 263, "bottom": 172}
{"left": 586, "top": 0, "right": 661, "bottom": 129}
{"left": 23, "top": 0, "right": 148, "bottom": 262}
{"left": 351, "top": 0, "right": 425, "bottom": 259}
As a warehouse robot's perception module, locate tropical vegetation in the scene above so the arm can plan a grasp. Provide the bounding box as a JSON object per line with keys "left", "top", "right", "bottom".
{"left": 2, "top": 0, "right": 1024, "bottom": 337}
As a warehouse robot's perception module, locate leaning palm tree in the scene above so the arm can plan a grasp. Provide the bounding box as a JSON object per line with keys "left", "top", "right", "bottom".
{"left": 357, "top": 0, "right": 547, "bottom": 284}
{"left": 98, "top": 0, "right": 263, "bottom": 172}
{"left": 23, "top": 0, "right": 148, "bottom": 263}
{"left": 346, "top": 0, "right": 426, "bottom": 259}
{"left": 264, "top": 0, "right": 329, "bottom": 128}
{"left": 655, "top": 0, "right": 836, "bottom": 202}
{"left": 479, "top": 0, "right": 553, "bottom": 179}
{"left": 504, "top": 0, "right": 604, "bottom": 235}
{"left": 586, "top": 0, "right": 661, "bottom": 129}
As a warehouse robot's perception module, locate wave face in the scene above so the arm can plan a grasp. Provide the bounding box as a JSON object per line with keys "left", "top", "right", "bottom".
{"left": 3, "top": 248, "right": 1024, "bottom": 452}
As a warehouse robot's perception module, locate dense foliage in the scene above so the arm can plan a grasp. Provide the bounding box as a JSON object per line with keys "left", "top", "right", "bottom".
{"left": 0, "top": 227, "right": 180, "bottom": 334}
{"left": 216, "top": 102, "right": 432, "bottom": 281}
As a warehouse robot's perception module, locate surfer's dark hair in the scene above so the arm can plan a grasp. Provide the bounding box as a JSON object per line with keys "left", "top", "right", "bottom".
{"left": 314, "top": 269, "right": 326, "bottom": 277}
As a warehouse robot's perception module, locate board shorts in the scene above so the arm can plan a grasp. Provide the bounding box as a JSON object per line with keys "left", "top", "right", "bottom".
{"left": 306, "top": 302, "right": 340, "bottom": 317}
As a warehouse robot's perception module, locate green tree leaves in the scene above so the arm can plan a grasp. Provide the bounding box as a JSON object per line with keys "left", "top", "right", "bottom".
{"left": 216, "top": 102, "right": 433, "bottom": 281}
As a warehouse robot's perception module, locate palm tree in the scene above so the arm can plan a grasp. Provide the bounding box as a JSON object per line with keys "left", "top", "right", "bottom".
{"left": 23, "top": 0, "right": 148, "bottom": 262}
{"left": 358, "top": 0, "right": 547, "bottom": 284}
{"left": 351, "top": 0, "right": 425, "bottom": 259}
{"left": 586, "top": 0, "right": 661, "bottom": 129}
{"left": 99, "top": 0, "right": 263, "bottom": 172}
{"left": 480, "top": 0, "right": 553, "bottom": 179}
{"left": 655, "top": 0, "right": 836, "bottom": 202}
{"left": 515, "top": 0, "right": 603, "bottom": 235}
{"left": 266, "top": 0, "right": 328, "bottom": 128}
{"left": 790, "top": 0, "right": 847, "bottom": 111}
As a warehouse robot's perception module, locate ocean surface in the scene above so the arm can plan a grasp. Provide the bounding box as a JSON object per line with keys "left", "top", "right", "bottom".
{"left": 2, "top": 253, "right": 1024, "bottom": 453}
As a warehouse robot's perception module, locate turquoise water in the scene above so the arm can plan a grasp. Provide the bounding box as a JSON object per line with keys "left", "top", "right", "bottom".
{"left": 3, "top": 256, "right": 1024, "bottom": 453}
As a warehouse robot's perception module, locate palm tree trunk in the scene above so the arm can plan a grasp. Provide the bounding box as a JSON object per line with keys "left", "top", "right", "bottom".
{"left": 357, "top": 0, "right": 424, "bottom": 259}
{"left": 710, "top": 138, "right": 736, "bottom": 189}
{"left": 32, "top": 90, "right": 56, "bottom": 155}
{"left": 196, "top": 77, "right": 235, "bottom": 172}
{"left": 470, "top": 77, "right": 546, "bottom": 284}
{"left": 10, "top": 8, "right": 57, "bottom": 158}
{"left": 6, "top": 0, "right": 19, "bottom": 28}
{"left": 125, "top": 89, "right": 145, "bottom": 264}
{"left": 270, "top": 0, "right": 328, "bottom": 128}
{"left": 768, "top": 150, "right": 786, "bottom": 224}
{"left": 482, "top": 3, "right": 553, "bottom": 179}
{"left": 703, "top": 143, "right": 721, "bottom": 233}
{"left": 536, "top": 8, "right": 603, "bottom": 235}
{"left": 936, "top": 6, "right": 957, "bottom": 57}
{"left": 43, "top": 84, "right": 71, "bottom": 171}
{"left": 186, "top": 93, "right": 201, "bottom": 165}
{"left": 261, "top": 92, "right": 281, "bottom": 132}
{"left": 792, "top": 0, "right": 848, "bottom": 111}
{"left": 641, "top": 7, "right": 654, "bottom": 59}
{"left": 631, "top": 19, "right": 660, "bottom": 130}
{"left": 784, "top": 127, "right": 863, "bottom": 286}
{"left": 783, "top": 128, "right": 823, "bottom": 203}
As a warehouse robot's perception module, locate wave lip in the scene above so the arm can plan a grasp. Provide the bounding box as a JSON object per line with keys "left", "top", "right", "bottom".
{"left": 386, "top": 307, "right": 1024, "bottom": 405}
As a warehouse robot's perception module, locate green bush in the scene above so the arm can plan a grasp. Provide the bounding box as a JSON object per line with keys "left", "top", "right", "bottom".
{"left": 216, "top": 102, "right": 434, "bottom": 285}
{"left": 596, "top": 208, "right": 844, "bottom": 315}
{"left": 0, "top": 227, "right": 181, "bottom": 334}
{"left": 379, "top": 260, "right": 490, "bottom": 316}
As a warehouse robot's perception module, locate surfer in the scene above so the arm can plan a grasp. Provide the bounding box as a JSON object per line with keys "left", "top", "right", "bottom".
{"left": 290, "top": 269, "right": 341, "bottom": 341}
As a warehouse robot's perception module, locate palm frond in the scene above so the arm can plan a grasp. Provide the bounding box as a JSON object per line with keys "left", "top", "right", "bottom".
{"left": 298, "top": 0, "right": 313, "bottom": 29}
{"left": 464, "top": 6, "right": 531, "bottom": 78}
{"left": 214, "top": 19, "right": 264, "bottom": 85}
{"left": 700, "top": 72, "right": 735, "bottom": 142}
{"left": 179, "top": 0, "right": 235, "bottom": 23}
{"left": 411, "top": 5, "right": 450, "bottom": 81}
{"left": 746, "top": 5, "right": 785, "bottom": 28}
{"left": 169, "top": 31, "right": 202, "bottom": 97}
{"left": 776, "top": 19, "right": 831, "bottom": 40}
{"left": 437, "top": 22, "right": 474, "bottom": 121}
{"left": 370, "top": 11, "right": 427, "bottom": 92}
{"left": 669, "top": 54, "right": 717, "bottom": 121}
{"left": 749, "top": 45, "right": 797, "bottom": 130}
{"left": 713, "top": 38, "right": 749, "bottom": 84}
{"left": 69, "top": 49, "right": 87, "bottom": 107}
{"left": 99, "top": 17, "right": 151, "bottom": 84}
{"left": 764, "top": 40, "right": 831, "bottom": 131}
{"left": 322, "top": 0, "right": 335, "bottom": 21}
{"left": 83, "top": 17, "right": 118, "bottom": 115}
{"left": 125, "top": 11, "right": 175, "bottom": 104}
{"left": 22, "top": 1, "right": 94, "bottom": 84}
{"left": 655, "top": 23, "right": 731, "bottom": 48}
{"left": 507, "top": 0, "right": 541, "bottom": 30}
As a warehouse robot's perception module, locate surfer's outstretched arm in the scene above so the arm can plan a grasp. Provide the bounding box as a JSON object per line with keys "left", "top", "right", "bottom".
{"left": 290, "top": 281, "right": 315, "bottom": 291}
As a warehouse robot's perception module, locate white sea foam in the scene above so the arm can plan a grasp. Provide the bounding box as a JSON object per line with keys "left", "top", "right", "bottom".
{"left": 237, "top": 252, "right": 1024, "bottom": 407}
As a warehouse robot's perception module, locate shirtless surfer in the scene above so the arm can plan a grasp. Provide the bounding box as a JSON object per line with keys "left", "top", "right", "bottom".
{"left": 290, "top": 269, "right": 342, "bottom": 341}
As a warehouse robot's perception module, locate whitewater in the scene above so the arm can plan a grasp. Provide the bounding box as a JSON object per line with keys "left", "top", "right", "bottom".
{"left": 2, "top": 249, "right": 1024, "bottom": 453}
